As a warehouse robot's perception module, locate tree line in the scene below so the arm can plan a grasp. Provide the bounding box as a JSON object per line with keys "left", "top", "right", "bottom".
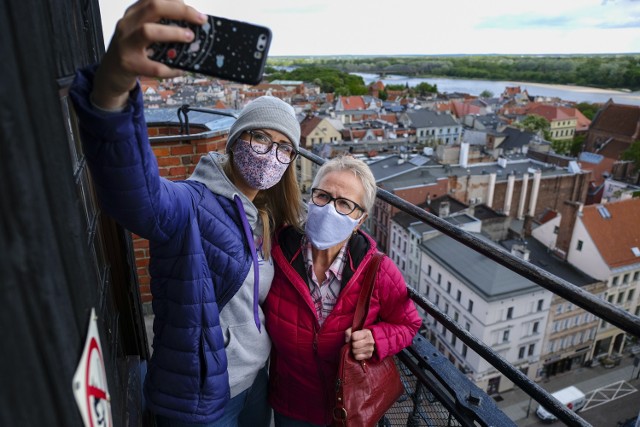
{"left": 268, "top": 55, "right": 640, "bottom": 91}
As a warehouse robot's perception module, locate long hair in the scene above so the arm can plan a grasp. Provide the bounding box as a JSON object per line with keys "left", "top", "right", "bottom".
{"left": 224, "top": 154, "right": 303, "bottom": 259}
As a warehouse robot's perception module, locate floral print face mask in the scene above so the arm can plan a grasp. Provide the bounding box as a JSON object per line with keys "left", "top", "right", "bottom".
{"left": 232, "top": 139, "right": 289, "bottom": 190}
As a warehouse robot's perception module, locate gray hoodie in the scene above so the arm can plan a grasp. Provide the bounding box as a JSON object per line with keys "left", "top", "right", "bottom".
{"left": 188, "top": 152, "right": 272, "bottom": 397}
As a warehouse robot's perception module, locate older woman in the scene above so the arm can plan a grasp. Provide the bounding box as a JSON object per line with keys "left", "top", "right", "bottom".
{"left": 265, "top": 156, "right": 421, "bottom": 426}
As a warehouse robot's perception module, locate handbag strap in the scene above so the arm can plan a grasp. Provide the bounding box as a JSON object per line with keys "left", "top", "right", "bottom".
{"left": 351, "top": 252, "right": 384, "bottom": 332}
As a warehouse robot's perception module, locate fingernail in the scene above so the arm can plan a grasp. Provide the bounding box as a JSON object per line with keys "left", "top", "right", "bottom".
{"left": 185, "top": 30, "right": 194, "bottom": 41}
{"left": 198, "top": 13, "right": 207, "bottom": 23}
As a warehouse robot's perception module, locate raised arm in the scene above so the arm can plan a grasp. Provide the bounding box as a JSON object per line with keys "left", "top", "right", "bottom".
{"left": 69, "top": 0, "right": 207, "bottom": 240}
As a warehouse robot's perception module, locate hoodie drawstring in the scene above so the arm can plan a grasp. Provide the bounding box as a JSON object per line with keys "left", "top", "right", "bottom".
{"left": 234, "top": 195, "right": 261, "bottom": 332}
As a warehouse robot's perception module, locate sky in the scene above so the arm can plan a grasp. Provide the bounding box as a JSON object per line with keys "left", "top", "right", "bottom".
{"left": 99, "top": 0, "right": 640, "bottom": 56}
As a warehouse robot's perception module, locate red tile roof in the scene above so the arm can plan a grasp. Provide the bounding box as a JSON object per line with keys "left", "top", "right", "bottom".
{"left": 300, "top": 116, "right": 323, "bottom": 138}
{"left": 592, "top": 103, "right": 640, "bottom": 137}
{"left": 580, "top": 198, "right": 640, "bottom": 268}
{"left": 451, "top": 100, "right": 482, "bottom": 118}
{"left": 380, "top": 114, "right": 398, "bottom": 124}
{"left": 527, "top": 104, "right": 577, "bottom": 122}
{"left": 340, "top": 96, "right": 366, "bottom": 111}
{"left": 214, "top": 100, "right": 228, "bottom": 109}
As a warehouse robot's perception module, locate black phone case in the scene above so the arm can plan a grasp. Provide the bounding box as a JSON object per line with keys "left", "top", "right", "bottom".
{"left": 148, "top": 16, "right": 272, "bottom": 85}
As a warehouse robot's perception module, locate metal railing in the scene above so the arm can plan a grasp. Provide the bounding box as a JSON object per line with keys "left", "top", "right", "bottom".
{"left": 148, "top": 106, "right": 640, "bottom": 427}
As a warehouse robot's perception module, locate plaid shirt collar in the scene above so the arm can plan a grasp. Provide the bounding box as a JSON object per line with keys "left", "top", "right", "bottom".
{"left": 302, "top": 236, "right": 349, "bottom": 282}
{"left": 302, "top": 236, "right": 350, "bottom": 324}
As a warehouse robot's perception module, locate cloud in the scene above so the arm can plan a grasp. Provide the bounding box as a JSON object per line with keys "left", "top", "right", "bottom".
{"left": 477, "top": 0, "right": 640, "bottom": 31}
{"left": 476, "top": 15, "right": 574, "bottom": 29}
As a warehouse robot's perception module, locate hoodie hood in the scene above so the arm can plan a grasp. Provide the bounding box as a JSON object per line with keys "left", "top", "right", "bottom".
{"left": 188, "top": 152, "right": 259, "bottom": 228}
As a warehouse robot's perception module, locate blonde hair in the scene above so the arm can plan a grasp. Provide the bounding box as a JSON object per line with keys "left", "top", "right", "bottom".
{"left": 224, "top": 154, "right": 302, "bottom": 259}
{"left": 311, "top": 155, "right": 377, "bottom": 213}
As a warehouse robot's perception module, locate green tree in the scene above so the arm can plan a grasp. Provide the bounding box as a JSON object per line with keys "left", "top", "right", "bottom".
{"left": 551, "top": 139, "right": 571, "bottom": 155}
{"left": 576, "top": 102, "right": 599, "bottom": 120}
{"left": 414, "top": 82, "right": 438, "bottom": 95}
{"left": 479, "top": 90, "right": 494, "bottom": 98}
{"left": 622, "top": 140, "right": 640, "bottom": 184}
{"left": 570, "top": 134, "right": 586, "bottom": 156}
{"left": 516, "top": 115, "right": 551, "bottom": 140}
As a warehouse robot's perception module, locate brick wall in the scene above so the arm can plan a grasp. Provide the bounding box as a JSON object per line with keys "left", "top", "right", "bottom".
{"left": 135, "top": 124, "right": 227, "bottom": 308}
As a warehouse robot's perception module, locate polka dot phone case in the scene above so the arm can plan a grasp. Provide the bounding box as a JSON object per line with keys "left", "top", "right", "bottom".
{"left": 148, "top": 15, "right": 272, "bottom": 85}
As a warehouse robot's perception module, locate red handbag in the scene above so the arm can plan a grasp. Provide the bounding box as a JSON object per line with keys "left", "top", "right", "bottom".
{"left": 332, "top": 253, "right": 404, "bottom": 427}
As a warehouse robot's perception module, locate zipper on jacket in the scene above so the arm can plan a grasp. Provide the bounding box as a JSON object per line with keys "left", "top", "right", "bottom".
{"left": 313, "top": 326, "right": 318, "bottom": 354}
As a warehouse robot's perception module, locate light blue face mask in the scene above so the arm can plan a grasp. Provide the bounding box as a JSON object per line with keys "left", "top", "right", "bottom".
{"left": 305, "top": 202, "right": 362, "bottom": 250}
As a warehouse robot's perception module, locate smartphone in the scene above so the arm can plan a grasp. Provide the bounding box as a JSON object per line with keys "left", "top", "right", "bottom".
{"left": 147, "top": 15, "right": 272, "bottom": 85}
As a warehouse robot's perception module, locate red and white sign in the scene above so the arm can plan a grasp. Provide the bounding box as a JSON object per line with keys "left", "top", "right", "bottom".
{"left": 72, "top": 308, "right": 113, "bottom": 427}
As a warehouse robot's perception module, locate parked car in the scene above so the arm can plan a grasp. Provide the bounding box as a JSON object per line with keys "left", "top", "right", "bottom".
{"left": 536, "top": 386, "right": 586, "bottom": 423}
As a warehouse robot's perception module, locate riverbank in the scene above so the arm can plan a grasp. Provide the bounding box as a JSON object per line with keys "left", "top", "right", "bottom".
{"left": 354, "top": 73, "right": 640, "bottom": 106}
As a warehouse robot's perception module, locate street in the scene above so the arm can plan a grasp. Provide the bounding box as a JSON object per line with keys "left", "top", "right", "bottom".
{"left": 497, "top": 355, "right": 640, "bottom": 426}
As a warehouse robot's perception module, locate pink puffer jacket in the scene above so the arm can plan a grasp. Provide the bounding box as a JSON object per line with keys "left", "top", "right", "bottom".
{"left": 265, "top": 226, "right": 422, "bottom": 425}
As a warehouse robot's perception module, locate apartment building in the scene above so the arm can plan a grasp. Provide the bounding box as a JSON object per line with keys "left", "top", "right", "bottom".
{"left": 566, "top": 198, "right": 640, "bottom": 359}
{"left": 419, "top": 233, "right": 552, "bottom": 396}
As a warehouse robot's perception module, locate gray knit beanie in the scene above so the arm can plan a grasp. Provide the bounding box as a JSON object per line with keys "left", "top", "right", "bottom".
{"left": 226, "top": 96, "right": 300, "bottom": 152}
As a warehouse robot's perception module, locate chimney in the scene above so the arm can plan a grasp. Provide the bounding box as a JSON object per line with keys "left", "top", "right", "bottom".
{"left": 511, "top": 244, "right": 530, "bottom": 262}
{"left": 439, "top": 201, "right": 450, "bottom": 218}
{"left": 459, "top": 142, "right": 470, "bottom": 168}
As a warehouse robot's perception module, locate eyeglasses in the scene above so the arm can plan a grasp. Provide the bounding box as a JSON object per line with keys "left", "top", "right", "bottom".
{"left": 246, "top": 130, "right": 298, "bottom": 164}
{"left": 311, "top": 188, "right": 365, "bottom": 216}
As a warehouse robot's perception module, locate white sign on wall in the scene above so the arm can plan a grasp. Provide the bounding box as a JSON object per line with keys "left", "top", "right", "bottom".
{"left": 72, "top": 308, "right": 112, "bottom": 427}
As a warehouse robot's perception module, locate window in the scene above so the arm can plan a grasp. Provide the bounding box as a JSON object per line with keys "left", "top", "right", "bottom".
{"left": 623, "top": 273, "right": 630, "bottom": 284}
{"left": 502, "top": 330, "right": 510, "bottom": 342}
{"left": 528, "top": 344, "right": 535, "bottom": 356}
{"left": 468, "top": 300, "right": 474, "bottom": 313}
{"left": 633, "top": 272, "right": 639, "bottom": 282}
{"left": 456, "top": 290, "right": 462, "bottom": 302}
{"left": 447, "top": 281, "right": 452, "bottom": 294}
{"left": 553, "top": 225, "right": 559, "bottom": 234}
{"left": 628, "top": 289, "right": 635, "bottom": 301}
{"left": 462, "top": 345, "right": 468, "bottom": 358}
{"left": 444, "top": 303, "right": 449, "bottom": 315}
{"left": 506, "top": 307, "right": 513, "bottom": 320}
{"left": 612, "top": 276, "right": 619, "bottom": 286}
{"left": 451, "top": 335, "right": 457, "bottom": 347}
{"left": 518, "top": 347, "right": 525, "bottom": 359}
{"left": 608, "top": 294, "right": 614, "bottom": 303}
{"left": 537, "top": 299, "right": 544, "bottom": 311}
{"left": 617, "top": 293, "right": 624, "bottom": 304}
{"left": 427, "top": 265, "right": 432, "bottom": 276}
{"left": 577, "top": 240, "right": 583, "bottom": 251}
{"left": 435, "top": 294, "right": 440, "bottom": 306}
{"left": 533, "top": 321, "right": 539, "bottom": 334}
{"left": 453, "top": 311, "right": 459, "bottom": 322}
{"left": 437, "top": 273, "right": 442, "bottom": 285}
{"left": 426, "top": 285, "right": 430, "bottom": 297}
{"left": 465, "top": 322, "right": 471, "bottom": 331}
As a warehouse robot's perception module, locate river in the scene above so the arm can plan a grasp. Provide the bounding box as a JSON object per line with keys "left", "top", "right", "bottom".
{"left": 353, "top": 73, "right": 640, "bottom": 106}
